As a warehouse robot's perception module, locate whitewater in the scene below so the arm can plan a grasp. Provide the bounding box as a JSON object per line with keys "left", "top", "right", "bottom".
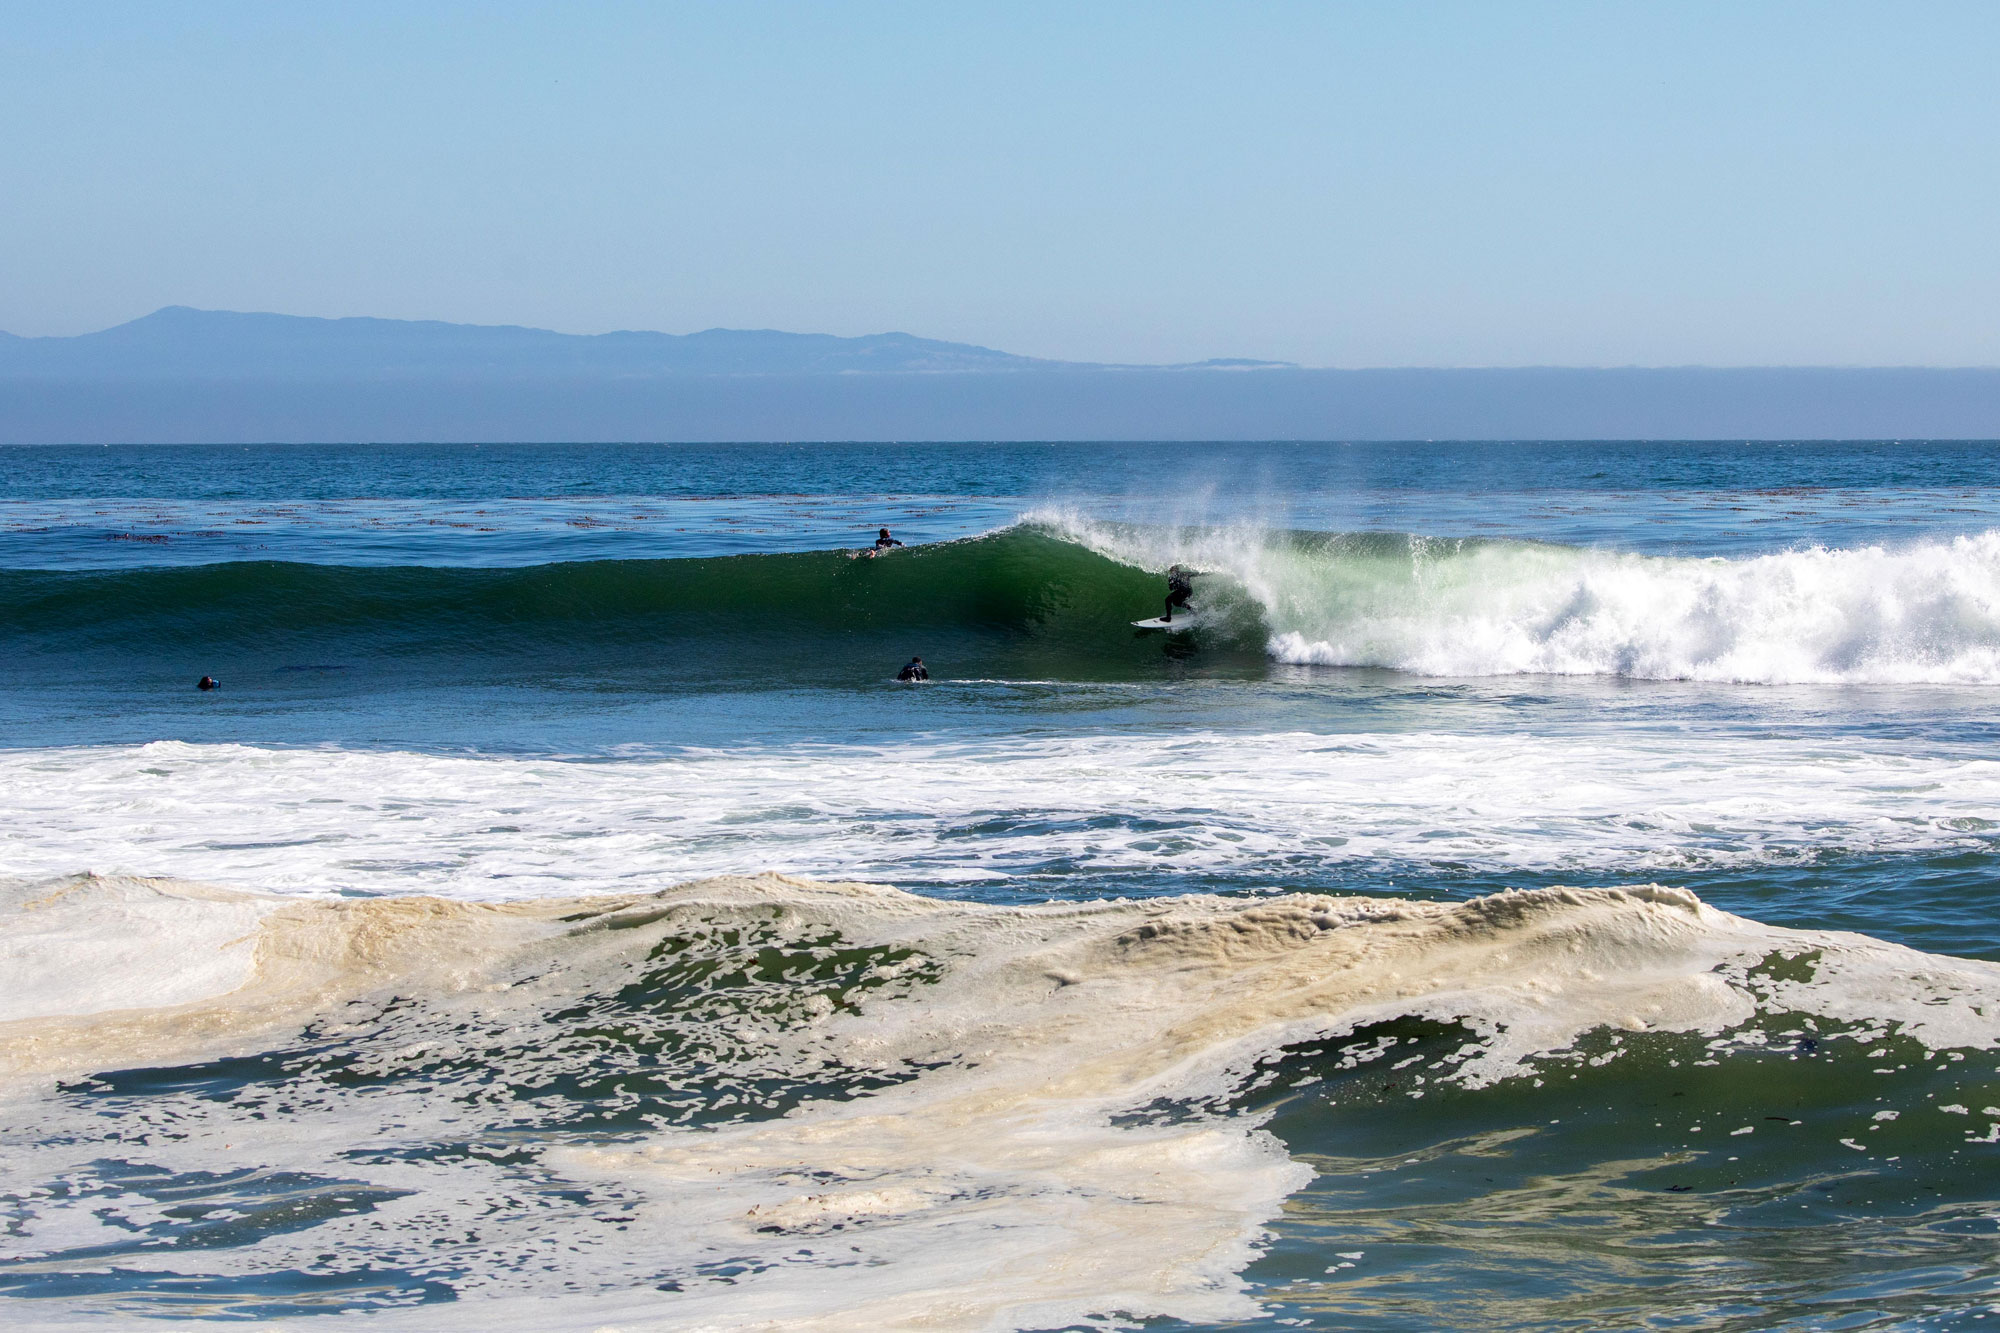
{"left": 1041, "top": 511, "right": 2000, "bottom": 684}
{"left": 4, "top": 730, "right": 1999, "bottom": 898}
{"left": 9, "top": 870, "right": 2000, "bottom": 1332}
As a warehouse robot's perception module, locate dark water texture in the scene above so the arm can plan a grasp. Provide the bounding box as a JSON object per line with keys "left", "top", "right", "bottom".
{"left": 0, "top": 527, "right": 1262, "bottom": 689}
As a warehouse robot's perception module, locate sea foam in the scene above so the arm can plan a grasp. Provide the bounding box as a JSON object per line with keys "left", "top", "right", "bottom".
{"left": 6, "top": 732, "right": 1990, "bottom": 901}
{"left": 4, "top": 873, "right": 1999, "bottom": 1329}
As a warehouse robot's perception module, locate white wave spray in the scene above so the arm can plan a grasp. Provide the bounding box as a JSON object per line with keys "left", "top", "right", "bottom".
{"left": 1035, "top": 510, "right": 2000, "bottom": 684}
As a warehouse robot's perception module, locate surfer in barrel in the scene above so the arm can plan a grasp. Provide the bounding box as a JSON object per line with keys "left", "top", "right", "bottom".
{"left": 1163, "top": 565, "right": 1195, "bottom": 623}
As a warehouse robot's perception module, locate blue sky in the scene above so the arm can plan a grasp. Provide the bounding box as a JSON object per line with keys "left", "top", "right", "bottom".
{"left": 5, "top": 2, "right": 1997, "bottom": 366}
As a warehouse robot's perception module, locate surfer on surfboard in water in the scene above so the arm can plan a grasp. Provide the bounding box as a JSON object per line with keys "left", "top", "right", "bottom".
{"left": 1163, "top": 565, "right": 1195, "bottom": 622}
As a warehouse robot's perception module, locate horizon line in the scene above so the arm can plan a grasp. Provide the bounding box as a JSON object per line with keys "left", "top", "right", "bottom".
{"left": 6, "top": 307, "right": 2000, "bottom": 374}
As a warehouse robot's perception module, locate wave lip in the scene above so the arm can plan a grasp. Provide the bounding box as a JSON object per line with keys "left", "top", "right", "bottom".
{"left": 1041, "top": 513, "right": 2000, "bottom": 684}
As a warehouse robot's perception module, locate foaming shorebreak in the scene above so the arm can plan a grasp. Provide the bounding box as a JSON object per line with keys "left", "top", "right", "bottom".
{"left": 6, "top": 871, "right": 2000, "bottom": 1330}
{"left": 1038, "top": 510, "right": 2000, "bottom": 684}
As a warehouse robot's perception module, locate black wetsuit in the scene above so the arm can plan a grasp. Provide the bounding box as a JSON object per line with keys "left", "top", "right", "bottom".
{"left": 898, "top": 659, "right": 929, "bottom": 681}
{"left": 1164, "top": 572, "right": 1194, "bottom": 621}
{"left": 875, "top": 533, "right": 904, "bottom": 550}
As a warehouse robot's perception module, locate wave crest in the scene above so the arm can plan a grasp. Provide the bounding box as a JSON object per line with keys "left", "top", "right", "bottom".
{"left": 14, "top": 516, "right": 2000, "bottom": 685}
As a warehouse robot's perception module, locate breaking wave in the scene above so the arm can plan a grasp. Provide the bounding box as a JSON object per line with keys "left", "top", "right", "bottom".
{"left": 10, "top": 517, "right": 2000, "bottom": 685}
{"left": 1044, "top": 513, "right": 2000, "bottom": 684}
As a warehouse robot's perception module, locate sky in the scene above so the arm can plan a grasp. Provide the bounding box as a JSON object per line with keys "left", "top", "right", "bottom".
{"left": 4, "top": 1, "right": 1998, "bottom": 367}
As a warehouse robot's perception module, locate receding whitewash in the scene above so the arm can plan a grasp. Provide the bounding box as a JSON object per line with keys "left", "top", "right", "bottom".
{"left": 1, "top": 734, "right": 1996, "bottom": 899}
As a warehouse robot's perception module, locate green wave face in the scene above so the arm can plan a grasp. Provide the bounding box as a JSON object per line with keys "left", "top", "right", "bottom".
{"left": 0, "top": 526, "right": 1276, "bottom": 686}
{"left": 18, "top": 518, "right": 2000, "bottom": 688}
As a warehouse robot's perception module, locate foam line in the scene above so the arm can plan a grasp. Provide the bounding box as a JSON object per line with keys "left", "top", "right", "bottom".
{"left": 5, "top": 734, "right": 1996, "bottom": 899}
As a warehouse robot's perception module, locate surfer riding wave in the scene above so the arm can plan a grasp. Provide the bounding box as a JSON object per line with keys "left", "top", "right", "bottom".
{"left": 1164, "top": 564, "right": 1194, "bottom": 622}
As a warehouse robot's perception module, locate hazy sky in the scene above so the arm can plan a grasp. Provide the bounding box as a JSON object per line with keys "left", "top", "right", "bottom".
{"left": 6, "top": 2, "right": 1998, "bottom": 366}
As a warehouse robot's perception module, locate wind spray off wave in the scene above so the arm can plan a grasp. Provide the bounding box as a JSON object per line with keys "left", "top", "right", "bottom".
{"left": 1042, "top": 512, "right": 2000, "bottom": 684}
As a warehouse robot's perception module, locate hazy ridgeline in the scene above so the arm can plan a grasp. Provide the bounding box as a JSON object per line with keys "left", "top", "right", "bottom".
{"left": 6, "top": 308, "right": 2000, "bottom": 441}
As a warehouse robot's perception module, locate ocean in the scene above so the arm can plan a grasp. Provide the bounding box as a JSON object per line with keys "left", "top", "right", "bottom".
{"left": 4, "top": 439, "right": 2000, "bottom": 1330}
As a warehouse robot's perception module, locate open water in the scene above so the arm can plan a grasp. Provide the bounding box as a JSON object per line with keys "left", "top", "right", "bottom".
{"left": 4, "top": 440, "right": 2000, "bottom": 1330}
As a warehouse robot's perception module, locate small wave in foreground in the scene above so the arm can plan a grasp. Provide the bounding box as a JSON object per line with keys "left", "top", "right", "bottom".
{"left": 6, "top": 872, "right": 2000, "bottom": 1327}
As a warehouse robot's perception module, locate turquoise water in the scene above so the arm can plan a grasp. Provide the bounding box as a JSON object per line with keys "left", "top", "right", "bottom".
{"left": 4, "top": 440, "right": 2000, "bottom": 1330}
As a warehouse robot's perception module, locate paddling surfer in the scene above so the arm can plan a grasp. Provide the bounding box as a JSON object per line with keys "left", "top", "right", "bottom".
{"left": 855, "top": 527, "right": 906, "bottom": 559}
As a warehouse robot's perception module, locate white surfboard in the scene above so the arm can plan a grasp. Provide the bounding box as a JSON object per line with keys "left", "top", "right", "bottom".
{"left": 1131, "top": 616, "right": 1197, "bottom": 631}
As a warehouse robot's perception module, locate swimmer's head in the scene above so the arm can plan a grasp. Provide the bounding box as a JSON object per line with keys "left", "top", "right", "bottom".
{"left": 196, "top": 675, "right": 218, "bottom": 691}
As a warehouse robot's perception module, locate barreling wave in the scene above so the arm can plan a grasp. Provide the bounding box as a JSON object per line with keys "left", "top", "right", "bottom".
{"left": 0, "top": 526, "right": 1153, "bottom": 647}
{"left": 0, "top": 527, "right": 1260, "bottom": 683}
{"left": 10, "top": 518, "right": 2000, "bottom": 685}
{"left": 7, "top": 871, "right": 2000, "bottom": 1328}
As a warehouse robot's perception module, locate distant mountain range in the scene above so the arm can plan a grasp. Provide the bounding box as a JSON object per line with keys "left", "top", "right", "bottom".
{"left": 3, "top": 307, "right": 1998, "bottom": 441}
{"left": 0, "top": 307, "right": 1292, "bottom": 379}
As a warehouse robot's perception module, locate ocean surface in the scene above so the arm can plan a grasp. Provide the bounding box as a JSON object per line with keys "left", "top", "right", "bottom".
{"left": 5, "top": 439, "right": 2000, "bottom": 1331}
